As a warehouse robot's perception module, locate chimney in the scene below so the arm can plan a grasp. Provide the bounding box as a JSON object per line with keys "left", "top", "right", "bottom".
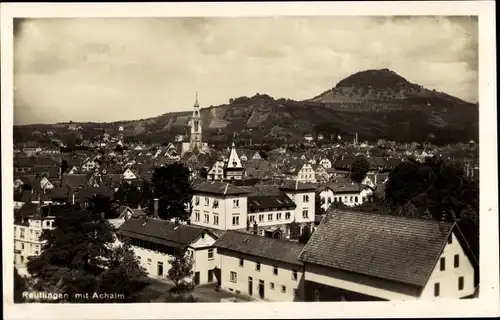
{"left": 153, "top": 198, "right": 159, "bottom": 218}
{"left": 253, "top": 222, "right": 258, "bottom": 235}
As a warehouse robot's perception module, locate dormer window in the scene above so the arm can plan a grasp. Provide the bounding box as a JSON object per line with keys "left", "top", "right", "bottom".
{"left": 213, "top": 200, "right": 219, "bottom": 208}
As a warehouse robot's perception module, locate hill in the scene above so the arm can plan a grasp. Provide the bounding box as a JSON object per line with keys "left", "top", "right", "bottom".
{"left": 13, "top": 69, "right": 478, "bottom": 146}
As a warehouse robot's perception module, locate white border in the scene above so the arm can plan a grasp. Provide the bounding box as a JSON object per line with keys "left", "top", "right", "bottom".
{"left": 1, "top": 2, "right": 498, "bottom": 319}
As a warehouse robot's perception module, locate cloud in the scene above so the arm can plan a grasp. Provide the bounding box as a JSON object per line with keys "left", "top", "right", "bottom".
{"left": 14, "top": 16, "right": 478, "bottom": 124}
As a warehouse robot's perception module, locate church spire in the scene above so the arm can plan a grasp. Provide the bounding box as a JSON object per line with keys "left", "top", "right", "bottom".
{"left": 194, "top": 91, "right": 199, "bottom": 108}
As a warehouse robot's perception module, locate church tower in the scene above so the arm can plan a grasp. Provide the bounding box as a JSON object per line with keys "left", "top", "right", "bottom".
{"left": 190, "top": 92, "right": 202, "bottom": 151}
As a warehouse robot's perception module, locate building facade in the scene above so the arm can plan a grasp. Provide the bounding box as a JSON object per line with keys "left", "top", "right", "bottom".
{"left": 214, "top": 230, "right": 305, "bottom": 301}
{"left": 298, "top": 210, "right": 478, "bottom": 301}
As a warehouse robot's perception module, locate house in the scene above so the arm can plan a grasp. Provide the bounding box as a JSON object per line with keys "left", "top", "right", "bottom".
{"left": 214, "top": 230, "right": 306, "bottom": 301}
{"left": 313, "top": 165, "right": 329, "bottom": 183}
{"left": 283, "top": 160, "right": 316, "bottom": 183}
{"left": 190, "top": 180, "right": 316, "bottom": 236}
{"left": 206, "top": 157, "right": 226, "bottom": 181}
{"left": 80, "top": 157, "right": 98, "bottom": 172}
{"left": 14, "top": 203, "right": 55, "bottom": 276}
{"left": 319, "top": 158, "right": 332, "bottom": 169}
{"left": 122, "top": 168, "right": 137, "bottom": 180}
{"left": 318, "top": 182, "right": 372, "bottom": 211}
{"left": 191, "top": 181, "right": 250, "bottom": 231}
{"left": 298, "top": 210, "right": 478, "bottom": 301}
{"left": 116, "top": 214, "right": 219, "bottom": 285}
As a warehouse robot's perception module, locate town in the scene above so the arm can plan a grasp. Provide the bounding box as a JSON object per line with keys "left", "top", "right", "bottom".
{"left": 13, "top": 94, "right": 480, "bottom": 303}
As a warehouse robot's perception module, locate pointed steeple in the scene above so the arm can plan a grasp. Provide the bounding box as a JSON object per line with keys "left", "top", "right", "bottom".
{"left": 194, "top": 91, "right": 199, "bottom": 108}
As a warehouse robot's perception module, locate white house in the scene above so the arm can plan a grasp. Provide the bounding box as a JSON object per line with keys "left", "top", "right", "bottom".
{"left": 298, "top": 210, "right": 478, "bottom": 301}
{"left": 122, "top": 168, "right": 137, "bottom": 180}
{"left": 81, "top": 158, "right": 98, "bottom": 172}
{"left": 319, "top": 158, "right": 332, "bottom": 169}
{"left": 215, "top": 230, "right": 306, "bottom": 301}
{"left": 318, "top": 182, "right": 373, "bottom": 211}
{"left": 116, "top": 215, "right": 219, "bottom": 285}
{"left": 206, "top": 158, "right": 226, "bottom": 181}
{"left": 283, "top": 160, "right": 317, "bottom": 183}
{"left": 190, "top": 180, "right": 316, "bottom": 237}
{"left": 191, "top": 181, "right": 250, "bottom": 231}
{"left": 14, "top": 203, "right": 55, "bottom": 276}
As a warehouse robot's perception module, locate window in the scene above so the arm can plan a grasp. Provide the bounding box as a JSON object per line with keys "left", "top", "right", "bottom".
{"left": 268, "top": 214, "right": 273, "bottom": 221}
{"left": 303, "top": 195, "right": 309, "bottom": 202}
{"left": 249, "top": 215, "right": 255, "bottom": 223}
{"left": 285, "top": 212, "right": 291, "bottom": 220}
{"left": 350, "top": 196, "right": 353, "bottom": 202}
{"left": 454, "top": 254, "right": 459, "bottom": 268}
{"left": 147, "top": 258, "right": 152, "bottom": 265}
{"left": 281, "top": 285, "right": 286, "bottom": 293}
{"left": 20, "top": 256, "right": 24, "bottom": 263}
{"left": 208, "top": 249, "right": 214, "bottom": 260}
{"left": 302, "top": 209, "right": 309, "bottom": 219}
{"left": 230, "top": 271, "right": 237, "bottom": 283}
{"left": 232, "top": 216, "right": 240, "bottom": 226}
{"left": 239, "top": 258, "right": 244, "bottom": 267}
{"left": 35, "top": 251, "right": 39, "bottom": 255}
{"left": 158, "top": 262, "right": 164, "bottom": 276}
{"left": 259, "top": 214, "right": 264, "bottom": 222}
{"left": 355, "top": 196, "right": 359, "bottom": 203}
{"left": 35, "top": 231, "right": 40, "bottom": 239}
{"left": 204, "top": 214, "right": 209, "bottom": 223}
{"left": 20, "top": 229, "right": 25, "bottom": 239}
{"left": 256, "top": 262, "right": 261, "bottom": 271}
{"left": 204, "top": 198, "right": 209, "bottom": 206}
{"left": 270, "top": 282, "right": 274, "bottom": 290}
{"left": 292, "top": 270, "right": 298, "bottom": 280}
{"left": 233, "top": 199, "right": 240, "bottom": 208}
{"left": 440, "top": 257, "right": 445, "bottom": 271}
{"left": 273, "top": 266, "right": 278, "bottom": 275}
{"left": 434, "top": 283, "right": 440, "bottom": 296}
{"left": 277, "top": 213, "right": 282, "bottom": 220}
{"left": 194, "top": 211, "right": 200, "bottom": 221}
{"left": 214, "top": 215, "right": 219, "bottom": 225}
{"left": 194, "top": 196, "right": 200, "bottom": 205}
{"left": 458, "top": 276, "right": 464, "bottom": 290}
{"left": 327, "top": 197, "right": 332, "bottom": 204}
{"left": 314, "top": 288, "right": 320, "bottom": 301}
{"left": 213, "top": 200, "right": 219, "bottom": 208}
{"left": 21, "top": 243, "right": 25, "bottom": 250}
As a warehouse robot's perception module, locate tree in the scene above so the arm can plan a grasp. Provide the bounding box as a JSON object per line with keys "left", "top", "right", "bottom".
{"left": 60, "top": 159, "right": 68, "bottom": 186}
{"left": 298, "top": 226, "right": 312, "bottom": 244}
{"left": 315, "top": 193, "right": 326, "bottom": 215}
{"left": 350, "top": 157, "right": 370, "bottom": 183}
{"left": 14, "top": 267, "right": 28, "bottom": 303}
{"left": 151, "top": 162, "right": 193, "bottom": 221}
{"left": 167, "top": 250, "right": 194, "bottom": 291}
{"left": 98, "top": 241, "right": 148, "bottom": 301}
{"left": 289, "top": 221, "right": 301, "bottom": 240}
{"left": 27, "top": 208, "right": 146, "bottom": 302}
{"left": 88, "top": 194, "right": 116, "bottom": 219}
{"left": 115, "top": 183, "right": 142, "bottom": 209}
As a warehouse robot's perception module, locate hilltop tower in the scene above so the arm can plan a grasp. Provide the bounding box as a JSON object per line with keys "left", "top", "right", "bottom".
{"left": 190, "top": 92, "right": 203, "bottom": 151}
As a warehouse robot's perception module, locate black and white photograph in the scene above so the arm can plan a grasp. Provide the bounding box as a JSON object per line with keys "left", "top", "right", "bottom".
{"left": 2, "top": 2, "right": 498, "bottom": 319}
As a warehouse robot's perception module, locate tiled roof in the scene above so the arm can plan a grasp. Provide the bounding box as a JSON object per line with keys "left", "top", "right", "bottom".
{"left": 192, "top": 180, "right": 250, "bottom": 195}
{"left": 117, "top": 217, "right": 207, "bottom": 249}
{"left": 322, "top": 182, "right": 364, "bottom": 193}
{"left": 215, "top": 230, "right": 305, "bottom": 266}
{"left": 247, "top": 194, "right": 296, "bottom": 211}
{"left": 61, "top": 174, "right": 89, "bottom": 187}
{"left": 298, "top": 210, "right": 454, "bottom": 287}
{"left": 279, "top": 180, "right": 316, "bottom": 191}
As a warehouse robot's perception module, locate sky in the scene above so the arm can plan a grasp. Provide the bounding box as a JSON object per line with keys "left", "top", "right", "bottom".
{"left": 13, "top": 16, "right": 478, "bottom": 125}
